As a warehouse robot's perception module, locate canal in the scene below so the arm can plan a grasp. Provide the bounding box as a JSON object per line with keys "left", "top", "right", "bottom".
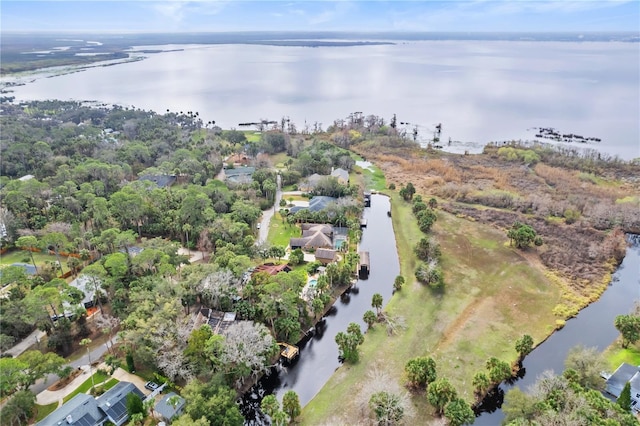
{"left": 475, "top": 234, "right": 640, "bottom": 424}
{"left": 241, "top": 194, "right": 399, "bottom": 424}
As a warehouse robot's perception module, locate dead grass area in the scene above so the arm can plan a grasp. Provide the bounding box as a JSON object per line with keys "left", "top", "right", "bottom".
{"left": 360, "top": 145, "right": 637, "bottom": 300}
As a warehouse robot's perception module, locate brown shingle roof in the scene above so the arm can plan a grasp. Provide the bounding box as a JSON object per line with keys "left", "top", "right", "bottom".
{"left": 315, "top": 249, "right": 336, "bottom": 261}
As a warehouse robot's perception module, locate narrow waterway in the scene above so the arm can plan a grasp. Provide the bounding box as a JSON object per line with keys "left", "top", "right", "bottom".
{"left": 475, "top": 235, "right": 640, "bottom": 425}
{"left": 241, "top": 194, "right": 399, "bottom": 424}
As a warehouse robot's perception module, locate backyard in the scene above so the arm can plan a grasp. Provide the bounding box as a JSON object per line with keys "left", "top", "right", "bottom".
{"left": 0, "top": 249, "right": 70, "bottom": 278}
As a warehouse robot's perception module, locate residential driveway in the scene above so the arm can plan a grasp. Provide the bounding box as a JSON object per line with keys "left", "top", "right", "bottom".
{"left": 258, "top": 174, "right": 282, "bottom": 244}
{"left": 3, "top": 329, "right": 46, "bottom": 357}
{"left": 111, "top": 367, "right": 150, "bottom": 396}
{"left": 35, "top": 365, "right": 149, "bottom": 406}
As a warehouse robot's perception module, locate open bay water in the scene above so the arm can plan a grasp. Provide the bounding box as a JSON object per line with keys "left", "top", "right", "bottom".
{"left": 4, "top": 38, "right": 639, "bottom": 160}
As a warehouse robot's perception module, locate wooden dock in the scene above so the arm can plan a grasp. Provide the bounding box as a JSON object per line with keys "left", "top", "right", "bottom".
{"left": 279, "top": 342, "right": 299, "bottom": 363}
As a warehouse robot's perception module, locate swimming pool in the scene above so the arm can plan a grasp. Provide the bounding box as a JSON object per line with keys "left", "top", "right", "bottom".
{"left": 308, "top": 279, "right": 318, "bottom": 287}
{"left": 334, "top": 237, "right": 346, "bottom": 250}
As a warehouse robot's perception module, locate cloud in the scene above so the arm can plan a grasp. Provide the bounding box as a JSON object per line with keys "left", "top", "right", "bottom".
{"left": 148, "top": 0, "right": 229, "bottom": 25}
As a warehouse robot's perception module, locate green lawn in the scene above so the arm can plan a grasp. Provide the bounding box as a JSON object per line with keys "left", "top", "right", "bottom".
{"left": 102, "top": 378, "right": 120, "bottom": 391}
{"left": 353, "top": 163, "right": 386, "bottom": 192}
{"left": 243, "top": 131, "right": 262, "bottom": 142}
{"left": 62, "top": 371, "right": 110, "bottom": 403}
{"left": 606, "top": 344, "right": 640, "bottom": 370}
{"left": 302, "top": 191, "right": 561, "bottom": 424}
{"left": 0, "top": 249, "right": 69, "bottom": 272}
{"left": 267, "top": 213, "right": 300, "bottom": 248}
{"left": 34, "top": 402, "right": 59, "bottom": 422}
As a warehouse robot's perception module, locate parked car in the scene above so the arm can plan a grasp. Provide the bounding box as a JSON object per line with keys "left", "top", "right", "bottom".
{"left": 145, "top": 381, "right": 159, "bottom": 391}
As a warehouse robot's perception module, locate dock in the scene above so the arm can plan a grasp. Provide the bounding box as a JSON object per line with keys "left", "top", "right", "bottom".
{"left": 279, "top": 342, "right": 299, "bottom": 363}
{"left": 358, "top": 251, "right": 370, "bottom": 279}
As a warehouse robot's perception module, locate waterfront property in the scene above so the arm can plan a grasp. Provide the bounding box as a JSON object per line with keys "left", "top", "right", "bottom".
{"left": 195, "top": 308, "right": 239, "bottom": 335}
{"left": 315, "top": 248, "right": 337, "bottom": 265}
{"left": 605, "top": 363, "right": 640, "bottom": 412}
{"left": 290, "top": 223, "right": 335, "bottom": 250}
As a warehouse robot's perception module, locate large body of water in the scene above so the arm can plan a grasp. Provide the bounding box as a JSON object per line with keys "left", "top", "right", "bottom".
{"left": 4, "top": 40, "right": 639, "bottom": 159}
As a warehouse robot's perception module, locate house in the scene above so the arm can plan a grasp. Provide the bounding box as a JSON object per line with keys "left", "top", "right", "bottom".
{"left": 37, "top": 381, "right": 144, "bottom": 426}
{"left": 36, "top": 394, "right": 106, "bottom": 426}
{"left": 226, "top": 153, "right": 250, "bottom": 167}
{"left": 315, "top": 248, "right": 337, "bottom": 265}
{"left": 289, "top": 196, "right": 338, "bottom": 214}
{"left": 298, "top": 173, "right": 326, "bottom": 192}
{"left": 97, "top": 381, "right": 146, "bottom": 426}
{"left": 69, "top": 275, "right": 99, "bottom": 309}
{"left": 330, "top": 168, "right": 349, "bottom": 184}
{"left": 155, "top": 392, "right": 186, "bottom": 423}
{"left": 18, "top": 174, "right": 35, "bottom": 181}
{"left": 605, "top": 363, "right": 640, "bottom": 412}
{"left": 222, "top": 166, "right": 256, "bottom": 185}
{"left": 195, "top": 308, "right": 239, "bottom": 335}
{"left": 253, "top": 263, "right": 292, "bottom": 276}
{"left": 138, "top": 174, "right": 177, "bottom": 189}
{"left": 290, "top": 223, "right": 335, "bottom": 250}
{"left": 301, "top": 223, "right": 334, "bottom": 238}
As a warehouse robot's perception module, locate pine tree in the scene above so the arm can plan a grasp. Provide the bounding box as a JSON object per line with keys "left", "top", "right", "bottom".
{"left": 618, "top": 381, "right": 631, "bottom": 411}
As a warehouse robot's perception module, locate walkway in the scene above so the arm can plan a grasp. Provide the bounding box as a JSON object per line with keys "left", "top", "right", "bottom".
{"left": 36, "top": 365, "right": 149, "bottom": 407}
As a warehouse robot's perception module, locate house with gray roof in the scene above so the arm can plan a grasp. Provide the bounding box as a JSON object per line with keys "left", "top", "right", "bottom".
{"left": 222, "top": 166, "right": 255, "bottom": 185}
{"left": 155, "top": 392, "right": 186, "bottom": 423}
{"left": 69, "top": 275, "right": 99, "bottom": 309}
{"left": 289, "top": 196, "right": 337, "bottom": 214}
{"left": 298, "top": 173, "right": 326, "bottom": 192}
{"left": 38, "top": 382, "right": 144, "bottom": 426}
{"left": 330, "top": 168, "right": 349, "bottom": 184}
{"left": 36, "top": 394, "right": 106, "bottom": 426}
{"left": 97, "top": 381, "right": 145, "bottom": 426}
{"left": 138, "top": 174, "right": 176, "bottom": 189}
{"left": 605, "top": 362, "right": 640, "bottom": 412}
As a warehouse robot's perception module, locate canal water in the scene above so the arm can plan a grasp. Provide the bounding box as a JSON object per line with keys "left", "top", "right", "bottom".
{"left": 241, "top": 194, "right": 399, "bottom": 424}
{"left": 475, "top": 235, "right": 640, "bottom": 425}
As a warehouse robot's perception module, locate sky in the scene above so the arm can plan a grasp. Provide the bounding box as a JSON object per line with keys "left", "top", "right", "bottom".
{"left": 1, "top": 0, "right": 639, "bottom": 33}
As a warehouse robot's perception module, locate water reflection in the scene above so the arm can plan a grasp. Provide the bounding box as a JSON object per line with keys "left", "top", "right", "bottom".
{"left": 7, "top": 42, "right": 639, "bottom": 160}
{"left": 240, "top": 194, "right": 399, "bottom": 423}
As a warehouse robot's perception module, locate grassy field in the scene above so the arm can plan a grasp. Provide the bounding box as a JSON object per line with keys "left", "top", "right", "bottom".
{"left": 605, "top": 341, "right": 640, "bottom": 370}
{"left": 302, "top": 191, "right": 561, "bottom": 424}
{"left": 353, "top": 163, "right": 386, "bottom": 192}
{"left": 267, "top": 213, "right": 300, "bottom": 248}
{"left": 34, "top": 401, "right": 59, "bottom": 422}
{"left": 62, "top": 371, "right": 111, "bottom": 403}
{"left": 0, "top": 249, "right": 68, "bottom": 272}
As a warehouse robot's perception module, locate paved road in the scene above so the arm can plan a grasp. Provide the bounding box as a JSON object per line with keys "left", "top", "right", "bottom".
{"left": 258, "top": 174, "right": 282, "bottom": 244}
{"left": 30, "top": 339, "right": 113, "bottom": 395}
